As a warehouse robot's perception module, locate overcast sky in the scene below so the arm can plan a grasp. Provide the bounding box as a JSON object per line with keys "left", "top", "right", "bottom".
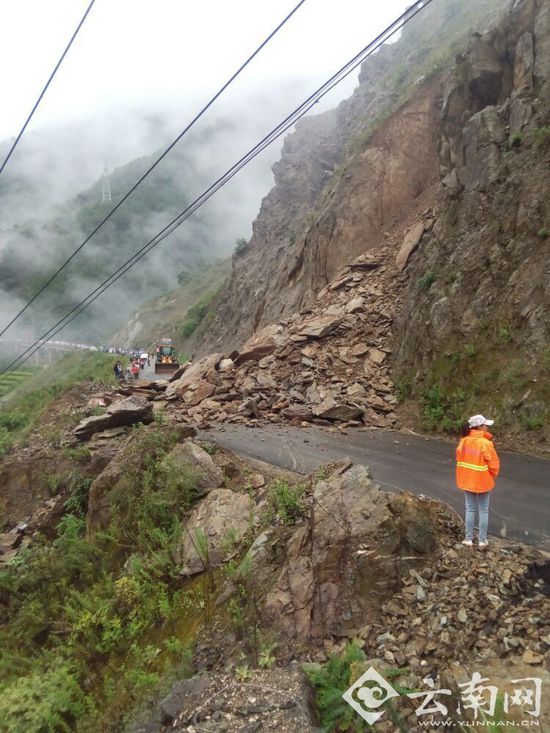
{"left": 0, "top": 0, "right": 411, "bottom": 141}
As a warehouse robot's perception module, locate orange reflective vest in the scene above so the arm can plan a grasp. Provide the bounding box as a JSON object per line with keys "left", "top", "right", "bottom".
{"left": 456, "top": 429, "right": 500, "bottom": 493}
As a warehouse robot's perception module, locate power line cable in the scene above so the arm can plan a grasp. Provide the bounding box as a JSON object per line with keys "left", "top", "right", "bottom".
{"left": 0, "top": 0, "right": 96, "bottom": 179}
{"left": 3, "top": 0, "right": 432, "bottom": 372}
{"left": 2, "top": 0, "right": 433, "bottom": 373}
{"left": 0, "top": 0, "right": 306, "bottom": 339}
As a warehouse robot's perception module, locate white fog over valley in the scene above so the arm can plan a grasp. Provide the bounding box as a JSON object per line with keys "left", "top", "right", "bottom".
{"left": 0, "top": 0, "right": 411, "bottom": 343}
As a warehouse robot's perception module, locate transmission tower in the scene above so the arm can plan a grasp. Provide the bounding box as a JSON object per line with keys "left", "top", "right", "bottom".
{"left": 101, "top": 163, "right": 112, "bottom": 203}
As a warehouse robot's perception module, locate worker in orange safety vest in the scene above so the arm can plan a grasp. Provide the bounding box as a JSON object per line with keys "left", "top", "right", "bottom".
{"left": 456, "top": 414, "right": 500, "bottom": 549}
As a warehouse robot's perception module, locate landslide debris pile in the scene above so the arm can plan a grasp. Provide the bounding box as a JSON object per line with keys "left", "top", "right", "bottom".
{"left": 153, "top": 232, "right": 425, "bottom": 430}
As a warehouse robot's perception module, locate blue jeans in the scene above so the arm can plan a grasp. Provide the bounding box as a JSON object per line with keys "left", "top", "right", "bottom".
{"left": 464, "top": 491, "right": 491, "bottom": 542}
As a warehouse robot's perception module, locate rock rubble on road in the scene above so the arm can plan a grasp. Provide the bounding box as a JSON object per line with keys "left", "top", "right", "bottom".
{"left": 152, "top": 240, "right": 412, "bottom": 432}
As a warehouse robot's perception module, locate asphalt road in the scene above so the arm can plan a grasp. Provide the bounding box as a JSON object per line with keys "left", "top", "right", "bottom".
{"left": 201, "top": 424, "right": 550, "bottom": 549}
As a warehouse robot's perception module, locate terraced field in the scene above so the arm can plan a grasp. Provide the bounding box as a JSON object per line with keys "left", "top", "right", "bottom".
{"left": 0, "top": 370, "right": 34, "bottom": 398}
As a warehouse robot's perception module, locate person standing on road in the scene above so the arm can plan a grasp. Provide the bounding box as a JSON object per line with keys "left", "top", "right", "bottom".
{"left": 456, "top": 414, "right": 500, "bottom": 549}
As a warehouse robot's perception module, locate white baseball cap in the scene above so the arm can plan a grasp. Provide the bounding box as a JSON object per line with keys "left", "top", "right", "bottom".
{"left": 468, "top": 414, "right": 495, "bottom": 428}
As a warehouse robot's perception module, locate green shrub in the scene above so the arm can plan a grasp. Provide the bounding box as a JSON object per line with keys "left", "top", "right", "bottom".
{"left": 422, "top": 384, "right": 468, "bottom": 433}
{"left": 269, "top": 480, "right": 306, "bottom": 524}
{"left": 234, "top": 237, "right": 248, "bottom": 256}
{"left": 509, "top": 131, "right": 522, "bottom": 148}
{"left": 305, "top": 642, "right": 369, "bottom": 732}
{"left": 63, "top": 445, "right": 92, "bottom": 463}
{"left": 534, "top": 126, "right": 550, "bottom": 145}
{"left": 395, "top": 379, "right": 413, "bottom": 403}
{"left": 417, "top": 271, "right": 437, "bottom": 291}
{"left": 537, "top": 226, "right": 549, "bottom": 239}
{"left": 0, "top": 663, "right": 94, "bottom": 733}
{"left": 497, "top": 325, "right": 513, "bottom": 343}
{"left": 520, "top": 413, "right": 545, "bottom": 430}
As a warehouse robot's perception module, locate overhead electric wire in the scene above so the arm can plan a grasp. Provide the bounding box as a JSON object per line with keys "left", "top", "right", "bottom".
{"left": 0, "top": 0, "right": 307, "bottom": 339}
{"left": 0, "top": 0, "right": 96, "bottom": 179}
{"left": 2, "top": 0, "right": 433, "bottom": 373}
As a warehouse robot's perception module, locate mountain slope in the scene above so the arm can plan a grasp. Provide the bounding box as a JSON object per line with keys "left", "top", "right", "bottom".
{"left": 110, "top": 258, "right": 231, "bottom": 354}
{"left": 189, "top": 0, "right": 549, "bottom": 449}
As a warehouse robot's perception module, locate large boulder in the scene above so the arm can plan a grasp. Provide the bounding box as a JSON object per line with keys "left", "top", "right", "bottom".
{"left": 234, "top": 324, "right": 285, "bottom": 365}
{"left": 311, "top": 398, "right": 363, "bottom": 421}
{"left": 162, "top": 668, "right": 319, "bottom": 732}
{"left": 396, "top": 221, "right": 427, "bottom": 271}
{"left": 73, "top": 397, "right": 153, "bottom": 441}
{"left": 297, "top": 314, "right": 341, "bottom": 339}
{"left": 160, "top": 441, "right": 224, "bottom": 493}
{"left": 514, "top": 31, "right": 534, "bottom": 90}
{"left": 178, "top": 488, "right": 251, "bottom": 575}
{"left": 165, "top": 353, "right": 221, "bottom": 397}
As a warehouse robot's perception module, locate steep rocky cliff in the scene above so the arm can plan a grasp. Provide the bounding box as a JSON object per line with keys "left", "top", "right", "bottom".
{"left": 200, "top": 0, "right": 508, "bottom": 352}
{"left": 196, "top": 0, "right": 549, "bottom": 446}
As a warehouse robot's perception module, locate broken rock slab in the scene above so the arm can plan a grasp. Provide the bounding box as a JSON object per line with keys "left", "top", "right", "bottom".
{"left": 297, "top": 314, "right": 341, "bottom": 339}
{"left": 161, "top": 441, "right": 224, "bottom": 493}
{"left": 234, "top": 324, "right": 285, "bottom": 365}
{"left": 178, "top": 488, "right": 251, "bottom": 575}
{"left": 312, "top": 398, "right": 363, "bottom": 421}
{"left": 165, "top": 353, "right": 221, "bottom": 397}
{"left": 73, "top": 396, "right": 153, "bottom": 441}
{"left": 396, "top": 221, "right": 426, "bottom": 271}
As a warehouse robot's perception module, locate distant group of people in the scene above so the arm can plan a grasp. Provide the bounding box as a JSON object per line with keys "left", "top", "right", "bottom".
{"left": 113, "top": 351, "right": 150, "bottom": 382}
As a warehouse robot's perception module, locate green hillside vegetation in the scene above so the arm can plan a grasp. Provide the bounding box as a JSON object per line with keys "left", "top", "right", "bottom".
{"left": 0, "top": 423, "right": 202, "bottom": 733}
{"left": 0, "top": 123, "right": 236, "bottom": 343}
{"left": 0, "top": 353, "right": 118, "bottom": 458}
{"left": 112, "top": 258, "right": 230, "bottom": 355}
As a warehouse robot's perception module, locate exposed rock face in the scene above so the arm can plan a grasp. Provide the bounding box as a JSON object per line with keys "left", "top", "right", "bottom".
{"left": 161, "top": 441, "right": 224, "bottom": 493}
{"left": 73, "top": 396, "right": 153, "bottom": 441}
{"left": 258, "top": 465, "right": 444, "bottom": 642}
{"left": 178, "top": 488, "right": 251, "bottom": 576}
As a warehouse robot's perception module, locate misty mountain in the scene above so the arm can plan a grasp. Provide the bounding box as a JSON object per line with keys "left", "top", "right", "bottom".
{"left": 0, "top": 85, "right": 312, "bottom": 344}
